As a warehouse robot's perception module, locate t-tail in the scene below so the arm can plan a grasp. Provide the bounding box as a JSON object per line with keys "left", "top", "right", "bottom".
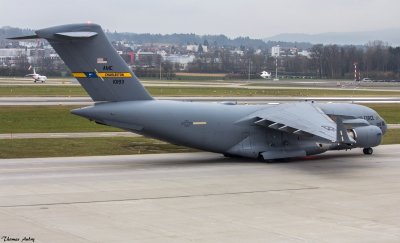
{"left": 9, "top": 23, "right": 153, "bottom": 102}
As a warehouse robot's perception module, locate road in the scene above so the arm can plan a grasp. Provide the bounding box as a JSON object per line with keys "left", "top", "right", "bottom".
{"left": 1, "top": 145, "right": 400, "bottom": 242}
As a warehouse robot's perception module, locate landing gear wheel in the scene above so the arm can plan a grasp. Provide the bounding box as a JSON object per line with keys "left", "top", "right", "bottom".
{"left": 363, "top": 147, "right": 373, "bottom": 155}
{"left": 257, "top": 153, "right": 265, "bottom": 162}
{"left": 223, "top": 153, "right": 233, "bottom": 158}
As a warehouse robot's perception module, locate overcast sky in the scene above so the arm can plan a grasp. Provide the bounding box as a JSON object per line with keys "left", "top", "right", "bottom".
{"left": 1, "top": 0, "right": 399, "bottom": 38}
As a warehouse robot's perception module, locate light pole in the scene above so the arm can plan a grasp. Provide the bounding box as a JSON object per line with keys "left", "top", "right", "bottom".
{"left": 248, "top": 59, "right": 251, "bottom": 81}
{"left": 274, "top": 57, "right": 279, "bottom": 81}
{"left": 159, "top": 60, "right": 162, "bottom": 80}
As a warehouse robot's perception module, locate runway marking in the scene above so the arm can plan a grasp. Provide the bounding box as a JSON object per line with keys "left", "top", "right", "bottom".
{"left": 0, "top": 187, "right": 319, "bottom": 208}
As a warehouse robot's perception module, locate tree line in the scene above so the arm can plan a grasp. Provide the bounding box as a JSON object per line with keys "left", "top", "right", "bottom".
{"left": 187, "top": 41, "right": 400, "bottom": 80}
{"left": 309, "top": 41, "right": 400, "bottom": 79}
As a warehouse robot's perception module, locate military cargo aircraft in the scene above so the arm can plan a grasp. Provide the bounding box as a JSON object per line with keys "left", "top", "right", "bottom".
{"left": 9, "top": 23, "right": 387, "bottom": 161}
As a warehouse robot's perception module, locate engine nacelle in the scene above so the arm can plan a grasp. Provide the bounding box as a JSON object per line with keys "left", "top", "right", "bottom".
{"left": 347, "top": 125, "right": 383, "bottom": 148}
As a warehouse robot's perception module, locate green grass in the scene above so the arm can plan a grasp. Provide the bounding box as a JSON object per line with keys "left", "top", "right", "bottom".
{"left": 0, "top": 104, "right": 398, "bottom": 134}
{"left": 1, "top": 86, "right": 87, "bottom": 96}
{"left": 364, "top": 104, "right": 400, "bottom": 124}
{"left": 1, "top": 85, "right": 400, "bottom": 97}
{"left": 0, "top": 106, "right": 120, "bottom": 133}
{"left": 383, "top": 129, "right": 400, "bottom": 145}
{"left": 0, "top": 137, "right": 196, "bottom": 159}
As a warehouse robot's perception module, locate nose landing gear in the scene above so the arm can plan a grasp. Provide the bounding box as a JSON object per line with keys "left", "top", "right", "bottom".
{"left": 363, "top": 147, "right": 373, "bottom": 155}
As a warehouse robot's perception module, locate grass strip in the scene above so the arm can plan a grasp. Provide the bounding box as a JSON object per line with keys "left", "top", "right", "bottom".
{"left": 382, "top": 129, "right": 400, "bottom": 145}
{"left": 0, "top": 106, "right": 119, "bottom": 133}
{"left": 0, "top": 137, "right": 196, "bottom": 159}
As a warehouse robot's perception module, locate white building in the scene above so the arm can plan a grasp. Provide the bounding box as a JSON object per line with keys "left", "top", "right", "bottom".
{"left": 163, "top": 54, "right": 195, "bottom": 70}
{"left": 156, "top": 50, "right": 167, "bottom": 57}
{"left": 0, "top": 48, "right": 27, "bottom": 57}
{"left": 186, "top": 44, "right": 208, "bottom": 53}
{"left": 298, "top": 50, "right": 311, "bottom": 58}
{"left": 230, "top": 49, "right": 244, "bottom": 56}
{"left": 0, "top": 48, "right": 28, "bottom": 67}
{"left": 18, "top": 41, "right": 37, "bottom": 48}
{"left": 271, "top": 45, "right": 280, "bottom": 57}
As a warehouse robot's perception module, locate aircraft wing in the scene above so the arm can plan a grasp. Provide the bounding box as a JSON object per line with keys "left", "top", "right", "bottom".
{"left": 253, "top": 102, "right": 337, "bottom": 142}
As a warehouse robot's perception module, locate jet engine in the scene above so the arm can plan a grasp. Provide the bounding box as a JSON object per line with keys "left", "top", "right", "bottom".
{"left": 347, "top": 125, "right": 382, "bottom": 148}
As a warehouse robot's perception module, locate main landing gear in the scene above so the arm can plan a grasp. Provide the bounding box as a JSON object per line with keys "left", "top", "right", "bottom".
{"left": 363, "top": 147, "right": 373, "bottom": 155}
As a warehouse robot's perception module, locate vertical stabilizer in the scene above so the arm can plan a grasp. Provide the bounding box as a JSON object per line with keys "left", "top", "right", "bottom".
{"left": 28, "top": 23, "right": 152, "bottom": 102}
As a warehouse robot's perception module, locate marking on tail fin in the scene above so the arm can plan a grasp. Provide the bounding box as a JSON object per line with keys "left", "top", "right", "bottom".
{"left": 97, "top": 57, "right": 108, "bottom": 64}
{"left": 72, "top": 72, "right": 132, "bottom": 79}
{"left": 99, "top": 72, "right": 132, "bottom": 78}
{"left": 94, "top": 69, "right": 104, "bottom": 81}
{"left": 72, "top": 73, "right": 87, "bottom": 78}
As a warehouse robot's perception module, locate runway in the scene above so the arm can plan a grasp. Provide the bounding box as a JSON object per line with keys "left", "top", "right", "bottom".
{"left": 1, "top": 145, "right": 400, "bottom": 242}
{"left": 1, "top": 96, "right": 400, "bottom": 106}
{"left": 1, "top": 77, "right": 400, "bottom": 90}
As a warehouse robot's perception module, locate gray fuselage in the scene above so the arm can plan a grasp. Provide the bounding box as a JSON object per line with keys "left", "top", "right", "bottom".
{"left": 72, "top": 100, "right": 387, "bottom": 159}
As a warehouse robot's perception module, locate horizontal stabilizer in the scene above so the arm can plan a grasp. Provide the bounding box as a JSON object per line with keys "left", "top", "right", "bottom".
{"left": 55, "top": 31, "right": 98, "bottom": 38}
{"left": 7, "top": 34, "right": 39, "bottom": 40}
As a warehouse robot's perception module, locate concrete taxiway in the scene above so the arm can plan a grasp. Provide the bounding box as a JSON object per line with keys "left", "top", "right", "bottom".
{"left": 1, "top": 145, "right": 400, "bottom": 242}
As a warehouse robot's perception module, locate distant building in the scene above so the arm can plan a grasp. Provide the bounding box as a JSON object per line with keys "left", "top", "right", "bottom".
{"left": 156, "top": 50, "right": 167, "bottom": 57}
{"left": 0, "top": 48, "right": 28, "bottom": 67}
{"left": 0, "top": 48, "right": 27, "bottom": 57}
{"left": 186, "top": 44, "right": 208, "bottom": 53}
{"left": 135, "top": 50, "right": 158, "bottom": 67}
{"left": 230, "top": 49, "right": 244, "bottom": 56}
{"left": 289, "top": 47, "right": 298, "bottom": 56}
{"left": 18, "top": 41, "right": 37, "bottom": 48}
{"left": 163, "top": 54, "right": 195, "bottom": 70}
{"left": 298, "top": 50, "right": 311, "bottom": 58}
{"left": 271, "top": 45, "right": 280, "bottom": 57}
{"left": 136, "top": 51, "right": 155, "bottom": 60}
